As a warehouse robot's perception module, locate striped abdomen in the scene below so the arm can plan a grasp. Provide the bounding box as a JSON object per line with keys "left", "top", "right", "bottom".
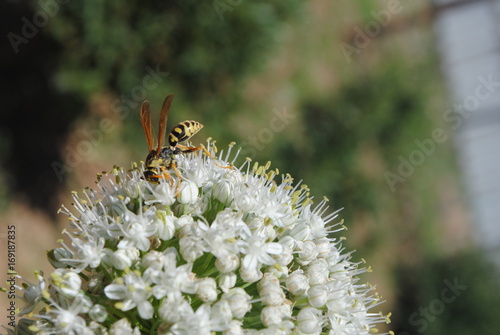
{"left": 168, "top": 120, "right": 204, "bottom": 146}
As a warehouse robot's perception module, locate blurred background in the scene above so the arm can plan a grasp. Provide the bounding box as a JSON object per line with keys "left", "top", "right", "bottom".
{"left": 1, "top": 0, "right": 500, "bottom": 333}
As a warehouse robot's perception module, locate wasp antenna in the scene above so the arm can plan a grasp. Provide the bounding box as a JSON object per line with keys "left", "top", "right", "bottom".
{"left": 157, "top": 93, "right": 174, "bottom": 154}
{"left": 140, "top": 100, "right": 154, "bottom": 152}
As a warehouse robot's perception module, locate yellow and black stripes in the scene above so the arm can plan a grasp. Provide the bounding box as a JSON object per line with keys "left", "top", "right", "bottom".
{"left": 140, "top": 94, "right": 215, "bottom": 184}
{"left": 168, "top": 120, "right": 204, "bottom": 147}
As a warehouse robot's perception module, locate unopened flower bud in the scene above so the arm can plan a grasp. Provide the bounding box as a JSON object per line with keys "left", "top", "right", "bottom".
{"left": 89, "top": 304, "right": 108, "bottom": 322}
{"left": 213, "top": 180, "right": 233, "bottom": 205}
{"left": 219, "top": 272, "right": 237, "bottom": 293}
{"left": 240, "top": 266, "right": 262, "bottom": 283}
{"left": 223, "top": 288, "right": 252, "bottom": 319}
{"left": 296, "top": 307, "right": 322, "bottom": 334}
{"left": 196, "top": 277, "right": 218, "bottom": 302}
{"left": 50, "top": 269, "right": 81, "bottom": 298}
{"left": 286, "top": 269, "right": 309, "bottom": 296}
{"left": 307, "top": 284, "right": 328, "bottom": 308}
{"left": 261, "top": 303, "right": 292, "bottom": 327}
{"left": 215, "top": 253, "right": 240, "bottom": 273}
{"left": 177, "top": 180, "right": 199, "bottom": 204}
{"left": 111, "top": 247, "right": 138, "bottom": 270}
{"left": 47, "top": 248, "right": 72, "bottom": 268}
{"left": 297, "top": 240, "right": 318, "bottom": 266}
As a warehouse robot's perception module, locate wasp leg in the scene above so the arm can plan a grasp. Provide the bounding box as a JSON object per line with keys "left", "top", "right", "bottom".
{"left": 149, "top": 168, "right": 174, "bottom": 186}
{"left": 168, "top": 162, "right": 185, "bottom": 196}
{"left": 176, "top": 144, "right": 233, "bottom": 169}
{"left": 163, "top": 172, "right": 174, "bottom": 186}
{"left": 169, "top": 162, "right": 184, "bottom": 179}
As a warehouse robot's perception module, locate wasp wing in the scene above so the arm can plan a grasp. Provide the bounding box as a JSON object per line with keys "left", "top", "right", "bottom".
{"left": 140, "top": 100, "right": 154, "bottom": 152}
{"left": 157, "top": 93, "right": 174, "bottom": 155}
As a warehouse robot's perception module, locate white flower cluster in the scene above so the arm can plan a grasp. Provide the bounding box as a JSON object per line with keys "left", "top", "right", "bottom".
{"left": 4, "top": 142, "right": 391, "bottom": 335}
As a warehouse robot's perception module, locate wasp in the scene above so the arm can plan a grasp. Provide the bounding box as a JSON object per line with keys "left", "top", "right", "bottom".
{"left": 140, "top": 93, "right": 211, "bottom": 183}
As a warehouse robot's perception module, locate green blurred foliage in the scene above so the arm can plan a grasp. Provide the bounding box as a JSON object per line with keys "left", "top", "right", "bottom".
{"left": 45, "top": 0, "right": 305, "bottom": 160}
{"left": 271, "top": 60, "right": 443, "bottom": 251}
{"left": 47, "top": 0, "right": 303, "bottom": 99}
{"left": 393, "top": 251, "right": 500, "bottom": 335}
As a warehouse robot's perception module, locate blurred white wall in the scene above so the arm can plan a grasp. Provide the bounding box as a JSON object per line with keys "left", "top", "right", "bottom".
{"left": 433, "top": 0, "right": 500, "bottom": 262}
